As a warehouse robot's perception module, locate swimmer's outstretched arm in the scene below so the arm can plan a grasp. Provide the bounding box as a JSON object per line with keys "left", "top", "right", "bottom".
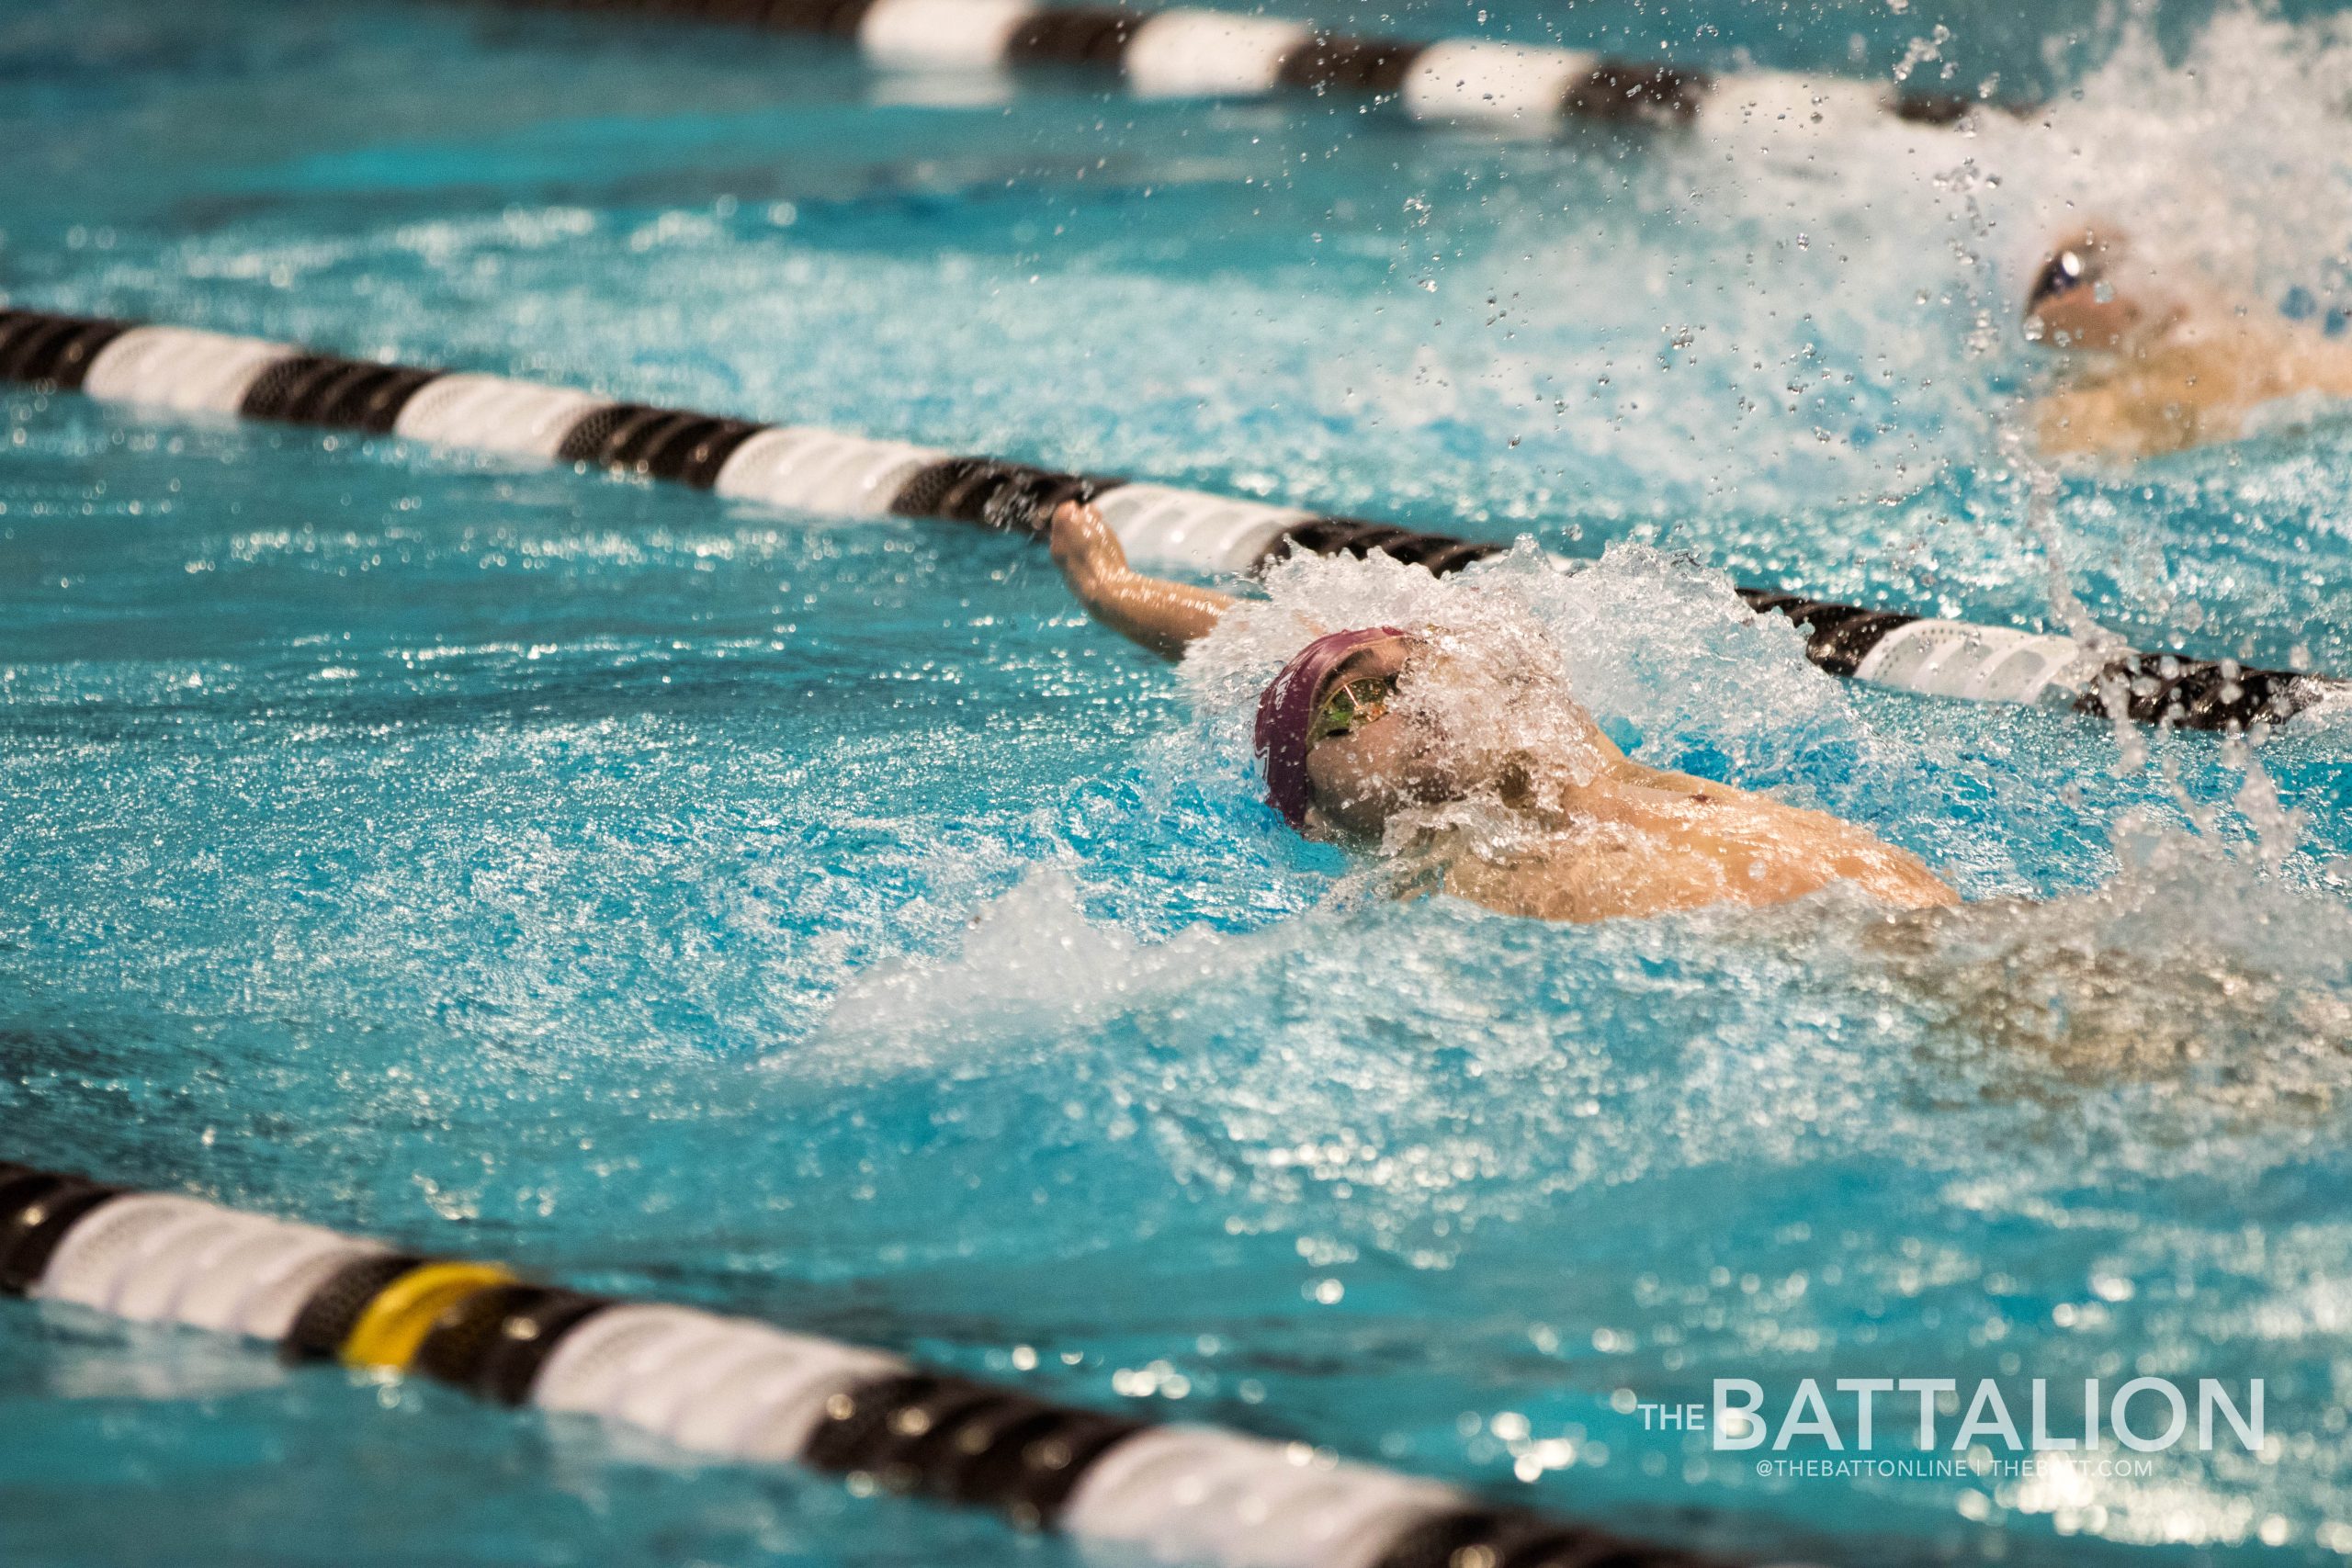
{"left": 1048, "top": 499, "right": 1235, "bottom": 660}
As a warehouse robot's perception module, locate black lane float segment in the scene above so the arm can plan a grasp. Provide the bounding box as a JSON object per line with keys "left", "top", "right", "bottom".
{"left": 2157, "top": 665, "right": 2272, "bottom": 728}
{"left": 1891, "top": 93, "right": 1974, "bottom": 126}
{"left": 1888, "top": 92, "right": 2038, "bottom": 125}
{"left": 1562, "top": 62, "right": 1713, "bottom": 122}
{"left": 1004, "top": 6, "right": 1145, "bottom": 66}
{"left": 2080, "top": 654, "right": 2317, "bottom": 729}
{"left": 412, "top": 1282, "right": 615, "bottom": 1404}
{"left": 0, "top": 313, "right": 82, "bottom": 383}
{"left": 314, "top": 366, "right": 442, "bottom": 431}
{"left": 599, "top": 409, "right": 706, "bottom": 471}
{"left": 683, "top": 0, "right": 779, "bottom": 20}
{"left": 1415, "top": 539, "right": 1509, "bottom": 573}
{"left": 624, "top": 411, "right": 768, "bottom": 486}
{"left": 1384, "top": 535, "right": 1507, "bottom": 572}
{"left": 1331, "top": 525, "right": 1422, "bottom": 556}
{"left": 932, "top": 1402, "right": 1146, "bottom": 1520}
{"left": 889, "top": 1394, "right": 1095, "bottom": 1510}
{"left": 239, "top": 354, "right": 445, "bottom": 433}
{"left": 412, "top": 1282, "right": 616, "bottom": 1403}
{"left": 239, "top": 355, "right": 366, "bottom": 423}
{"left": 1267, "top": 516, "right": 1512, "bottom": 574}
{"left": 0, "top": 1175, "right": 124, "bottom": 1295}
{"left": 799, "top": 1371, "right": 1148, "bottom": 1524}
{"left": 801, "top": 1371, "right": 995, "bottom": 1479}
{"left": 1273, "top": 516, "right": 1417, "bottom": 558}
{"left": 410, "top": 1280, "right": 541, "bottom": 1387}
{"left": 0, "top": 309, "right": 133, "bottom": 389}
{"left": 282, "top": 1252, "right": 432, "bottom": 1361}
{"left": 1275, "top": 32, "right": 1425, "bottom": 94}
{"left": 752, "top": 0, "right": 881, "bottom": 38}
{"left": 887, "top": 457, "right": 1119, "bottom": 534}
{"left": 2188, "top": 666, "right": 2316, "bottom": 727}
{"left": 1733, "top": 590, "right": 1917, "bottom": 679}
{"left": 0, "top": 1170, "right": 54, "bottom": 1216}
{"left": 1371, "top": 1506, "right": 1735, "bottom": 1568}
{"left": 555, "top": 401, "right": 767, "bottom": 485}
{"left": 557, "top": 402, "right": 666, "bottom": 467}
{"left": 474, "top": 1290, "right": 616, "bottom": 1404}
{"left": 1804, "top": 610, "right": 1918, "bottom": 678}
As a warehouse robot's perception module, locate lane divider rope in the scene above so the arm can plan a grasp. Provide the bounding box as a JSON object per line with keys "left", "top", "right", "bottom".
{"left": 0, "top": 1156, "right": 1793, "bottom": 1568}
{"left": 496, "top": 0, "right": 2034, "bottom": 133}
{"left": 0, "top": 305, "right": 2331, "bottom": 732}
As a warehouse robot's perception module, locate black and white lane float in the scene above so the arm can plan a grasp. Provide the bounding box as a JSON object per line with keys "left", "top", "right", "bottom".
{"left": 0, "top": 305, "right": 2331, "bottom": 733}
{"left": 0, "top": 1156, "right": 1816, "bottom": 1568}
{"left": 500, "top": 0, "right": 2033, "bottom": 134}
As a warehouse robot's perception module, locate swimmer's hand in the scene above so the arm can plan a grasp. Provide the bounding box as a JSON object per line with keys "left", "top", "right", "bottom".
{"left": 1048, "top": 499, "right": 1235, "bottom": 661}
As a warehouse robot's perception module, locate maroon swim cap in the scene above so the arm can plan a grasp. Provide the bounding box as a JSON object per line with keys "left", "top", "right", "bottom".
{"left": 1252, "top": 627, "right": 1408, "bottom": 830}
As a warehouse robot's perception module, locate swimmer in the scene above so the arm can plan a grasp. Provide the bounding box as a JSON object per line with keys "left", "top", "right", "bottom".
{"left": 2024, "top": 224, "right": 2352, "bottom": 459}
{"left": 1047, "top": 500, "right": 1959, "bottom": 923}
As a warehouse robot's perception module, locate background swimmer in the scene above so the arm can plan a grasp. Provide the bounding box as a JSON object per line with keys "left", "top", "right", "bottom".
{"left": 1047, "top": 500, "right": 1958, "bottom": 923}
{"left": 2025, "top": 224, "right": 2352, "bottom": 459}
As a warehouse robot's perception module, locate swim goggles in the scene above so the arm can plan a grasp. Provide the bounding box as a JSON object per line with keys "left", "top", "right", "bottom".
{"left": 2026, "top": 248, "right": 2091, "bottom": 311}
{"left": 1311, "top": 672, "right": 1399, "bottom": 742}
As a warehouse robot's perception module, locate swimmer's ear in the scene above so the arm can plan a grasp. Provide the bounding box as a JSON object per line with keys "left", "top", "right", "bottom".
{"left": 1296, "top": 804, "right": 1348, "bottom": 844}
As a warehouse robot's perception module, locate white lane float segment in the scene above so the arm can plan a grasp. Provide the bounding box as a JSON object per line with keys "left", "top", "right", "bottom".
{"left": 1059, "top": 1425, "right": 1465, "bottom": 1568}
{"left": 594, "top": 1315, "right": 879, "bottom": 1453}
{"left": 35, "top": 1193, "right": 224, "bottom": 1314}
{"left": 704, "top": 1341, "right": 912, "bottom": 1461}
{"left": 1401, "top": 39, "right": 1598, "bottom": 124}
{"left": 1852, "top": 619, "right": 2102, "bottom": 706}
{"left": 531, "top": 1303, "right": 733, "bottom": 1419}
{"left": 1121, "top": 9, "right": 1314, "bottom": 98}
{"left": 710, "top": 424, "right": 945, "bottom": 517}
{"left": 80, "top": 326, "right": 292, "bottom": 415}
{"left": 390, "top": 372, "right": 614, "bottom": 460}
{"left": 224, "top": 1234, "right": 393, "bottom": 1342}
{"left": 1091, "top": 483, "right": 1316, "bottom": 572}
{"left": 104, "top": 1213, "right": 296, "bottom": 1335}
{"left": 663, "top": 1327, "right": 907, "bottom": 1458}
{"left": 1235, "top": 1461, "right": 1476, "bottom": 1568}
{"left": 525, "top": 1300, "right": 905, "bottom": 1461}
{"left": 859, "top": 0, "right": 1037, "bottom": 70}
{"left": 602, "top": 1314, "right": 769, "bottom": 1438}
{"left": 170, "top": 1224, "right": 389, "bottom": 1340}
{"left": 107, "top": 1212, "right": 276, "bottom": 1324}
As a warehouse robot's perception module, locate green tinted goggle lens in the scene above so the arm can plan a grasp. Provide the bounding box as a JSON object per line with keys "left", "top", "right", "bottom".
{"left": 1312, "top": 675, "right": 1396, "bottom": 741}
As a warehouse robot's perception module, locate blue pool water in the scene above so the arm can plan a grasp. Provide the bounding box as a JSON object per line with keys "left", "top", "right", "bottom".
{"left": 7, "top": 0, "right": 2352, "bottom": 1562}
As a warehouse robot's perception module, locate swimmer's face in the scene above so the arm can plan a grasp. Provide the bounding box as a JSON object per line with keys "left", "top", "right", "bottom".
{"left": 2024, "top": 242, "right": 2141, "bottom": 352}
{"left": 1298, "top": 638, "right": 1462, "bottom": 841}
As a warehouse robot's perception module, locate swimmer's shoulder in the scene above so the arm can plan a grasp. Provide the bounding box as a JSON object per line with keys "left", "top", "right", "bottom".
{"left": 1435, "top": 831, "right": 1644, "bottom": 923}
{"left": 2036, "top": 378, "right": 2204, "bottom": 461}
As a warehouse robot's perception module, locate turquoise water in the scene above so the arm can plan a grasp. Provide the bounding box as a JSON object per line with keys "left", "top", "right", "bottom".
{"left": 7, "top": 0, "right": 2352, "bottom": 1562}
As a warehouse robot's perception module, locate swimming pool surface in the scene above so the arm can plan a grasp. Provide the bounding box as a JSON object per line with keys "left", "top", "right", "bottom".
{"left": 7, "top": 0, "right": 2352, "bottom": 1562}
